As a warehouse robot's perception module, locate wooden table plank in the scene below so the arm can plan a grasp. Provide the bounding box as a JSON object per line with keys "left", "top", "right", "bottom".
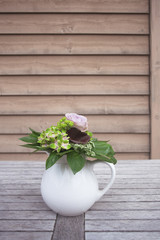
{"left": 52, "top": 214, "right": 84, "bottom": 240}
{"left": 0, "top": 210, "right": 56, "bottom": 220}
{"left": 85, "top": 219, "right": 160, "bottom": 231}
{"left": 100, "top": 194, "right": 160, "bottom": 202}
{"left": 0, "top": 220, "right": 55, "bottom": 231}
{"left": 91, "top": 202, "right": 160, "bottom": 210}
{"left": 85, "top": 210, "right": 160, "bottom": 220}
{"left": 0, "top": 202, "right": 49, "bottom": 211}
{"left": 85, "top": 232, "right": 160, "bottom": 240}
{"left": 0, "top": 232, "right": 53, "bottom": 240}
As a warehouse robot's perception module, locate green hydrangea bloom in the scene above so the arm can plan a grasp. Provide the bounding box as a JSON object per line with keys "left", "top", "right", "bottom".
{"left": 57, "top": 117, "right": 74, "bottom": 131}
{"left": 37, "top": 120, "right": 72, "bottom": 153}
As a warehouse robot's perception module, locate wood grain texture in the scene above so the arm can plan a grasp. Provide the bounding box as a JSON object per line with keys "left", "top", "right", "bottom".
{"left": 85, "top": 210, "right": 160, "bottom": 220}
{"left": 0, "top": 35, "right": 149, "bottom": 55}
{"left": 0, "top": 202, "right": 49, "bottom": 211}
{"left": 85, "top": 232, "right": 160, "bottom": 240}
{"left": 0, "top": 0, "right": 150, "bottom": 159}
{"left": 150, "top": 0, "right": 160, "bottom": 158}
{"left": 100, "top": 195, "right": 160, "bottom": 202}
{"left": 91, "top": 202, "right": 160, "bottom": 210}
{"left": 115, "top": 153, "right": 149, "bottom": 160}
{"left": 0, "top": 196, "right": 43, "bottom": 203}
{"left": 0, "top": 76, "right": 149, "bottom": 95}
{"left": 0, "top": 211, "right": 56, "bottom": 220}
{"left": 0, "top": 153, "right": 150, "bottom": 161}
{"left": 1, "top": 159, "right": 160, "bottom": 240}
{"left": 0, "top": 14, "right": 149, "bottom": 34}
{"left": 0, "top": 220, "right": 55, "bottom": 231}
{"left": 0, "top": 96, "right": 149, "bottom": 115}
{"left": 0, "top": 0, "right": 149, "bottom": 13}
{"left": 85, "top": 219, "right": 160, "bottom": 231}
{"left": 0, "top": 56, "right": 149, "bottom": 75}
{"left": 0, "top": 115, "right": 150, "bottom": 133}
{"left": 0, "top": 232, "right": 53, "bottom": 240}
{"left": 0, "top": 134, "right": 149, "bottom": 153}
{"left": 52, "top": 214, "right": 84, "bottom": 240}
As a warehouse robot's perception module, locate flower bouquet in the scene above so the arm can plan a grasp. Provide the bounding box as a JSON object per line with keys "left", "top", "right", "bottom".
{"left": 20, "top": 113, "right": 117, "bottom": 174}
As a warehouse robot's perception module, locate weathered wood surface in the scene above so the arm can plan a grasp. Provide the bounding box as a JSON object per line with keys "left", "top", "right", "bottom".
{"left": 0, "top": 0, "right": 150, "bottom": 162}
{"left": 0, "top": 232, "right": 53, "bottom": 240}
{"left": 0, "top": 56, "right": 149, "bottom": 75}
{"left": 0, "top": 96, "right": 149, "bottom": 115}
{"left": 0, "top": 35, "right": 149, "bottom": 55}
{"left": 0, "top": 1, "right": 150, "bottom": 161}
{"left": 0, "top": 76, "right": 149, "bottom": 95}
{"left": 0, "top": 211, "right": 56, "bottom": 220}
{"left": 86, "top": 219, "right": 160, "bottom": 231}
{"left": 0, "top": 220, "right": 55, "bottom": 231}
{"left": 0, "top": 0, "right": 149, "bottom": 13}
{"left": 150, "top": 0, "right": 160, "bottom": 159}
{"left": 0, "top": 160, "right": 160, "bottom": 240}
{"left": 52, "top": 214, "right": 84, "bottom": 240}
{"left": 0, "top": 14, "right": 148, "bottom": 34}
{"left": 86, "top": 232, "right": 160, "bottom": 240}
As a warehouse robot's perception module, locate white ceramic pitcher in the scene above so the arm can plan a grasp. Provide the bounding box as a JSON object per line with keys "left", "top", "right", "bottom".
{"left": 41, "top": 155, "right": 116, "bottom": 216}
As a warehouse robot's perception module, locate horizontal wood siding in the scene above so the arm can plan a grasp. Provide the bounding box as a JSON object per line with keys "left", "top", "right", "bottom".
{"left": 0, "top": 96, "right": 149, "bottom": 115}
{"left": 150, "top": 0, "right": 160, "bottom": 158}
{"left": 0, "top": 0, "right": 150, "bottom": 161}
{"left": 0, "top": 35, "right": 149, "bottom": 55}
{"left": 0, "top": 0, "right": 149, "bottom": 13}
{"left": 0, "top": 14, "right": 149, "bottom": 34}
{"left": 0, "top": 56, "right": 149, "bottom": 75}
{"left": 0, "top": 76, "right": 149, "bottom": 95}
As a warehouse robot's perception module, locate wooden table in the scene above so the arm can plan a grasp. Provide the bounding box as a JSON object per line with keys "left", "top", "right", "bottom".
{"left": 0, "top": 160, "right": 160, "bottom": 240}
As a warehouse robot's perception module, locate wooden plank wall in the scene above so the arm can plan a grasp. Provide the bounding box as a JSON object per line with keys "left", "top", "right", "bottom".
{"left": 0, "top": 0, "right": 150, "bottom": 161}
{"left": 150, "top": 0, "right": 160, "bottom": 159}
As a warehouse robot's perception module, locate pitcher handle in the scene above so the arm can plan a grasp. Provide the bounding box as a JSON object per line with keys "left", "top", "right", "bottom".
{"left": 93, "top": 161, "right": 116, "bottom": 200}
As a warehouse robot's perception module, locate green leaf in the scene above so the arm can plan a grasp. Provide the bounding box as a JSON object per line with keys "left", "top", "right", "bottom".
{"left": 20, "top": 144, "right": 39, "bottom": 149}
{"left": 93, "top": 141, "right": 117, "bottom": 165}
{"left": 19, "top": 135, "right": 37, "bottom": 144}
{"left": 46, "top": 151, "right": 61, "bottom": 169}
{"left": 94, "top": 141, "right": 115, "bottom": 156}
{"left": 29, "top": 128, "right": 41, "bottom": 136}
{"left": 111, "top": 156, "right": 117, "bottom": 164}
{"left": 94, "top": 153, "right": 117, "bottom": 164}
{"left": 20, "top": 144, "right": 47, "bottom": 152}
{"left": 67, "top": 151, "right": 86, "bottom": 174}
{"left": 94, "top": 141, "right": 111, "bottom": 153}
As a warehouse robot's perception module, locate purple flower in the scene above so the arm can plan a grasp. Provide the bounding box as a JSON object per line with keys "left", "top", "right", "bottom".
{"left": 65, "top": 113, "right": 88, "bottom": 132}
